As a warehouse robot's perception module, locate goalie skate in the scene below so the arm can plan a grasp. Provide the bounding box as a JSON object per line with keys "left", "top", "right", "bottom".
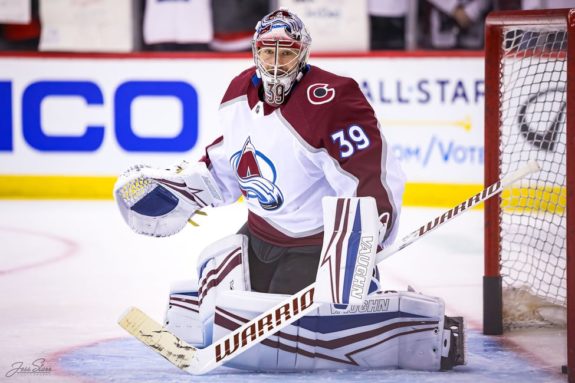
{"left": 441, "top": 316, "right": 466, "bottom": 370}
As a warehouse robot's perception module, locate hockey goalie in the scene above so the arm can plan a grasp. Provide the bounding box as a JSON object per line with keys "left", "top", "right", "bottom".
{"left": 114, "top": 8, "right": 465, "bottom": 373}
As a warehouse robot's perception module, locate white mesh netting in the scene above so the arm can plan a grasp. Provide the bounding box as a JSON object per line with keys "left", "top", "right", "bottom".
{"left": 498, "top": 26, "right": 567, "bottom": 328}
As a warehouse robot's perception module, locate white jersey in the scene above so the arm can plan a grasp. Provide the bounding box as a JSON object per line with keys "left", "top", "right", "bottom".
{"left": 203, "top": 66, "right": 405, "bottom": 247}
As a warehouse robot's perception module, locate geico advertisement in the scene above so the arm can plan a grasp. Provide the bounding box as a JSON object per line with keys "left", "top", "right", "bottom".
{"left": 0, "top": 56, "right": 250, "bottom": 175}
{"left": 0, "top": 55, "right": 483, "bottom": 183}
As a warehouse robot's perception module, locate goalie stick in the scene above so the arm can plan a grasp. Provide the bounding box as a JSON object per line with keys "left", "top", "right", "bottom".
{"left": 118, "top": 160, "right": 540, "bottom": 375}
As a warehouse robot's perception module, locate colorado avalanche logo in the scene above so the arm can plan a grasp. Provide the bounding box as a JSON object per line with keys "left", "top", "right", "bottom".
{"left": 307, "top": 83, "right": 335, "bottom": 105}
{"left": 230, "top": 137, "right": 284, "bottom": 210}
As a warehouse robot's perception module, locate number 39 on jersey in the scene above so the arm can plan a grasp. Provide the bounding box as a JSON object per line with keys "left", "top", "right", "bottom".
{"left": 330, "top": 125, "right": 371, "bottom": 158}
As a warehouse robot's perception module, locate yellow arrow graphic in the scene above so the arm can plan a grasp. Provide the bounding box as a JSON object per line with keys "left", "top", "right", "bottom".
{"left": 379, "top": 115, "right": 472, "bottom": 131}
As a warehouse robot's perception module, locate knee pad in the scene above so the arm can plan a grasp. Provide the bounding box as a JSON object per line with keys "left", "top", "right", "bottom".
{"left": 164, "top": 234, "right": 250, "bottom": 347}
{"left": 164, "top": 280, "right": 203, "bottom": 345}
{"left": 212, "top": 290, "right": 456, "bottom": 372}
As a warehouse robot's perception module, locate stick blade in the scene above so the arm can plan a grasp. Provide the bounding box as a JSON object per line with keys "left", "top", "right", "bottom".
{"left": 118, "top": 307, "right": 197, "bottom": 370}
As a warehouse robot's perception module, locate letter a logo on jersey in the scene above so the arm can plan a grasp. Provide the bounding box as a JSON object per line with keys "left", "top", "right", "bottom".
{"left": 231, "top": 137, "right": 284, "bottom": 210}
{"left": 236, "top": 140, "right": 260, "bottom": 179}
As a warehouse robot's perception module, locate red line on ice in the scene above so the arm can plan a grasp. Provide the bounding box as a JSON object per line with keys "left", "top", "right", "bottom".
{"left": 0, "top": 226, "right": 79, "bottom": 276}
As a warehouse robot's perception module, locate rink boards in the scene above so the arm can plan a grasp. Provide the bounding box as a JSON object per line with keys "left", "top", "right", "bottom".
{"left": 0, "top": 52, "right": 485, "bottom": 206}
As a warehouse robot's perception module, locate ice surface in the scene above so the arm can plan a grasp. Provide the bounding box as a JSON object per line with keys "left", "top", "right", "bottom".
{"left": 0, "top": 201, "right": 567, "bottom": 382}
{"left": 54, "top": 332, "right": 565, "bottom": 383}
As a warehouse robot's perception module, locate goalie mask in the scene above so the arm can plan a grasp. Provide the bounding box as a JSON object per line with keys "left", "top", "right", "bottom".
{"left": 252, "top": 9, "right": 311, "bottom": 106}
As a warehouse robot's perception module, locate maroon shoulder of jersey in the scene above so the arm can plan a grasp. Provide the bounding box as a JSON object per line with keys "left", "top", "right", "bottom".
{"left": 220, "top": 66, "right": 260, "bottom": 107}
{"left": 202, "top": 68, "right": 255, "bottom": 168}
{"left": 280, "top": 65, "right": 379, "bottom": 152}
{"left": 281, "top": 65, "right": 395, "bottom": 236}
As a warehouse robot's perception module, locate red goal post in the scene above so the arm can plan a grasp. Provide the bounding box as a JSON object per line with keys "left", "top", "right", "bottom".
{"left": 483, "top": 8, "right": 574, "bottom": 381}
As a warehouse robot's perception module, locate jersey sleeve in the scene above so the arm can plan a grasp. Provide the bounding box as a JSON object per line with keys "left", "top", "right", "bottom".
{"left": 200, "top": 136, "right": 242, "bottom": 207}
{"left": 198, "top": 69, "right": 254, "bottom": 207}
{"left": 321, "top": 78, "right": 406, "bottom": 246}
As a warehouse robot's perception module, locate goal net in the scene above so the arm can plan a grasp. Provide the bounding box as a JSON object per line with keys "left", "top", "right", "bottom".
{"left": 483, "top": 8, "right": 573, "bottom": 379}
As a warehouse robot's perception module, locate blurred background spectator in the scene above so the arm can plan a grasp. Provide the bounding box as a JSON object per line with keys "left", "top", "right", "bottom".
{"left": 210, "top": 0, "right": 269, "bottom": 52}
{"left": 143, "top": 0, "right": 212, "bottom": 51}
{"left": 38, "top": 0, "right": 136, "bottom": 52}
{"left": 0, "top": 0, "right": 575, "bottom": 53}
{"left": 368, "top": 0, "right": 409, "bottom": 50}
{"left": 418, "top": 0, "right": 493, "bottom": 49}
{"left": 0, "top": 0, "right": 39, "bottom": 51}
{"left": 281, "top": 0, "right": 369, "bottom": 52}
